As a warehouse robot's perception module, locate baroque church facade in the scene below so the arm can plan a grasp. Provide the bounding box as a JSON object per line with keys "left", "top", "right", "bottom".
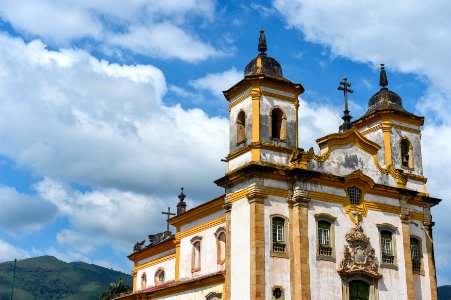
{"left": 117, "top": 31, "right": 440, "bottom": 300}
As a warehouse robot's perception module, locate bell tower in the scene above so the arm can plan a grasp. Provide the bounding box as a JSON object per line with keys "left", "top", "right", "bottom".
{"left": 223, "top": 30, "right": 304, "bottom": 172}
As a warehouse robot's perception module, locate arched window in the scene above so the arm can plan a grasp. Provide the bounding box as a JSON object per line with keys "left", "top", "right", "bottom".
{"left": 236, "top": 110, "right": 246, "bottom": 144}
{"left": 410, "top": 237, "right": 421, "bottom": 271}
{"left": 318, "top": 221, "right": 332, "bottom": 256}
{"left": 348, "top": 187, "right": 362, "bottom": 205}
{"left": 272, "top": 217, "right": 286, "bottom": 253}
{"left": 141, "top": 272, "right": 147, "bottom": 290}
{"left": 315, "top": 213, "right": 336, "bottom": 259}
{"left": 270, "top": 107, "right": 286, "bottom": 140}
{"left": 217, "top": 231, "right": 226, "bottom": 265}
{"left": 191, "top": 236, "right": 202, "bottom": 272}
{"left": 154, "top": 268, "right": 165, "bottom": 285}
{"left": 400, "top": 139, "right": 413, "bottom": 168}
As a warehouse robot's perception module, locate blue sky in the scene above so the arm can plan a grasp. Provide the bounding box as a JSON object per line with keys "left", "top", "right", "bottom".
{"left": 0, "top": 0, "right": 450, "bottom": 285}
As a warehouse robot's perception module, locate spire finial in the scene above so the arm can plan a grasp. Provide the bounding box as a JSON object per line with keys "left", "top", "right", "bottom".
{"left": 379, "top": 64, "right": 388, "bottom": 88}
{"left": 177, "top": 187, "right": 187, "bottom": 215}
{"left": 258, "top": 29, "right": 267, "bottom": 55}
{"left": 338, "top": 77, "right": 353, "bottom": 132}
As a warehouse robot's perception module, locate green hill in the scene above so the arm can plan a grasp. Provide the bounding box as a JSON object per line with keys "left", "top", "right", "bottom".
{"left": 0, "top": 256, "right": 132, "bottom": 300}
{"left": 439, "top": 285, "right": 451, "bottom": 300}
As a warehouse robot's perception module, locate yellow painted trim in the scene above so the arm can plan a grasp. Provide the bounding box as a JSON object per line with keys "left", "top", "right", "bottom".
{"left": 251, "top": 87, "right": 260, "bottom": 144}
{"left": 263, "top": 186, "right": 289, "bottom": 198}
{"left": 360, "top": 124, "right": 383, "bottom": 135}
{"left": 251, "top": 148, "right": 260, "bottom": 161}
{"left": 132, "top": 271, "right": 137, "bottom": 291}
{"left": 175, "top": 216, "right": 226, "bottom": 241}
{"left": 228, "top": 91, "right": 252, "bottom": 111}
{"left": 382, "top": 121, "right": 392, "bottom": 165}
{"left": 175, "top": 241, "right": 180, "bottom": 281}
{"left": 169, "top": 195, "right": 224, "bottom": 228}
{"left": 316, "top": 127, "right": 381, "bottom": 155}
{"left": 410, "top": 211, "right": 423, "bottom": 221}
{"left": 134, "top": 254, "right": 176, "bottom": 271}
{"left": 228, "top": 188, "right": 249, "bottom": 203}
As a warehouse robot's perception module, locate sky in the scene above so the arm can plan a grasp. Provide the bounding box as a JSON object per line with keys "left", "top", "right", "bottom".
{"left": 0, "top": 0, "right": 450, "bottom": 285}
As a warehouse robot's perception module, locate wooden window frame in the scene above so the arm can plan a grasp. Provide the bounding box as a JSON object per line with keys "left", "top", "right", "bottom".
{"left": 270, "top": 215, "right": 289, "bottom": 258}
{"left": 410, "top": 235, "right": 425, "bottom": 275}
{"left": 314, "top": 213, "right": 336, "bottom": 261}
{"left": 376, "top": 223, "right": 398, "bottom": 269}
{"left": 269, "top": 106, "right": 287, "bottom": 142}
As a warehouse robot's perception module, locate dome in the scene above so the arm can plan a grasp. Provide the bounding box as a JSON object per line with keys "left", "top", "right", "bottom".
{"left": 244, "top": 30, "right": 284, "bottom": 78}
{"left": 366, "top": 64, "right": 405, "bottom": 113}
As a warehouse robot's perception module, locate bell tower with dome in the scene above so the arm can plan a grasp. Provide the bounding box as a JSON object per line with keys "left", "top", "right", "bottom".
{"left": 223, "top": 30, "right": 304, "bottom": 172}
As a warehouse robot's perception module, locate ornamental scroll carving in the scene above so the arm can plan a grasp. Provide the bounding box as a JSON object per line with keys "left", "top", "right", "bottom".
{"left": 338, "top": 221, "right": 382, "bottom": 279}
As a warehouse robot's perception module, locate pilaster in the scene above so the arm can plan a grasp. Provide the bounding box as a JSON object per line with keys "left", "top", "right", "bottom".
{"left": 423, "top": 203, "right": 438, "bottom": 300}
{"left": 247, "top": 179, "right": 266, "bottom": 300}
{"left": 291, "top": 185, "right": 311, "bottom": 300}
{"left": 224, "top": 198, "right": 233, "bottom": 300}
{"left": 400, "top": 195, "right": 415, "bottom": 300}
{"left": 382, "top": 120, "right": 392, "bottom": 166}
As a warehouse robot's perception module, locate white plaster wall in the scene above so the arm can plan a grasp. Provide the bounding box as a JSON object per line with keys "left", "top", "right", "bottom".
{"left": 365, "top": 193, "right": 399, "bottom": 207}
{"left": 410, "top": 220, "right": 432, "bottom": 300}
{"left": 178, "top": 223, "right": 226, "bottom": 280}
{"left": 230, "top": 197, "right": 250, "bottom": 299}
{"left": 261, "top": 86, "right": 296, "bottom": 98}
{"left": 365, "top": 129, "right": 386, "bottom": 166}
{"left": 138, "top": 249, "right": 176, "bottom": 265}
{"left": 137, "top": 258, "right": 176, "bottom": 291}
{"left": 308, "top": 200, "right": 345, "bottom": 300}
{"left": 228, "top": 150, "right": 252, "bottom": 171}
{"left": 307, "top": 183, "right": 346, "bottom": 197}
{"left": 264, "top": 178, "right": 288, "bottom": 190}
{"left": 260, "top": 149, "right": 290, "bottom": 165}
{"left": 265, "top": 195, "right": 291, "bottom": 299}
{"left": 390, "top": 127, "right": 423, "bottom": 175}
{"left": 309, "top": 144, "right": 394, "bottom": 187}
{"left": 308, "top": 198, "right": 412, "bottom": 300}
{"left": 180, "top": 211, "right": 225, "bottom": 232}
{"left": 154, "top": 283, "right": 223, "bottom": 300}
{"left": 405, "top": 179, "right": 424, "bottom": 193}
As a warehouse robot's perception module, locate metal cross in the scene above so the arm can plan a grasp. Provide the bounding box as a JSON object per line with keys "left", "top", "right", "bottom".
{"left": 162, "top": 207, "right": 176, "bottom": 232}
{"left": 338, "top": 77, "right": 353, "bottom": 112}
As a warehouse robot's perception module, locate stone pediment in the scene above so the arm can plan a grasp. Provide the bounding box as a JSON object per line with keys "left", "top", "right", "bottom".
{"left": 338, "top": 221, "right": 382, "bottom": 279}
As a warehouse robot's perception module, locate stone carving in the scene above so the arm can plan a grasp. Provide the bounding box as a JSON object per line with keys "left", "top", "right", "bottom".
{"left": 338, "top": 221, "right": 382, "bottom": 279}
{"left": 133, "top": 240, "right": 146, "bottom": 252}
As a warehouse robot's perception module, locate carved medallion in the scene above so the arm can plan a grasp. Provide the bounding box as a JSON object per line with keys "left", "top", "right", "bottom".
{"left": 338, "top": 221, "right": 382, "bottom": 279}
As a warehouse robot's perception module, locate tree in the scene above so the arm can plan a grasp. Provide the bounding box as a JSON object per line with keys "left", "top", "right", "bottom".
{"left": 101, "top": 277, "right": 131, "bottom": 300}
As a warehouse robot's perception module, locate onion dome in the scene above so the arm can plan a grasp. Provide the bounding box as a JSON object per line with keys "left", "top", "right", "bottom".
{"left": 367, "top": 64, "right": 405, "bottom": 113}
{"left": 244, "top": 30, "right": 283, "bottom": 78}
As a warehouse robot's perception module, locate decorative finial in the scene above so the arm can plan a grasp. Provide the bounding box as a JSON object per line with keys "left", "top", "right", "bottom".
{"left": 177, "top": 187, "right": 187, "bottom": 215}
{"left": 258, "top": 29, "right": 267, "bottom": 55}
{"left": 379, "top": 64, "right": 388, "bottom": 88}
{"left": 178, "top": 187, "right": 186, "bottom": 202}
{"left": 338, "top": 77, "right": 353, "bottom": 132}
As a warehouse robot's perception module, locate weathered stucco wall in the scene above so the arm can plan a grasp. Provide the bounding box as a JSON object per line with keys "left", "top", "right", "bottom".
{"left": 230, "top": 197, "right": 251, "bottom": 299}
{"left": 390, "top": 126, "right": 423, "bottom": 175}
{"left": 137, "top": 258, "right": 176, "bottom": 291}
{"left": 178, "top": 223, "right": 225, "bottom": 280}
{"left": 229, "top": 93, "right": 252, "bottom": 153}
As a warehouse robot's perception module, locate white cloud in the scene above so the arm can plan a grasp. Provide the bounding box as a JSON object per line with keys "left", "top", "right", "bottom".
{"left": 0, "top": 185, "right": 57, "bottom": 232}
{"left": 189, "top": 67, "right": 243, "bottom": 98}
{"left": 34, "top": 177, "right": 179, "bottom": 254}
{"left": 0, "top": 239, "right": 30, "bottom": 262}
{"left": 0, "top": 33, "right": 227, "bottom": 199}
{"left": 0, "top": 0, "right": 220, "bottom": 62}
{"left": 108, "top": 23, "right": 219, "bottom": 62}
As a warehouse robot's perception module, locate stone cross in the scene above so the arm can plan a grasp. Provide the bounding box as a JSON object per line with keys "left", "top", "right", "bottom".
{"left": 162, "top": 207, "right": 176, "bottom": 232}
{"left": 338, "top": 77, "right": 353, "bottom": 112}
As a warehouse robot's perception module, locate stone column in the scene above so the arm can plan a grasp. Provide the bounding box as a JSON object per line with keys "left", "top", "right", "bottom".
{"left": 400, "top": 196, "right": 415, "bottom": 300}
{"left": 423, "top": 203, "right": 438, "bottom": 300}
{"left": 224, "top": 198, "right": 233, "bottom": 300}
{"left": 291, "top": 185, "right": 311, "bottom": 300}
{"left": 247, "top": 179, "right": 266, "bottom": 300}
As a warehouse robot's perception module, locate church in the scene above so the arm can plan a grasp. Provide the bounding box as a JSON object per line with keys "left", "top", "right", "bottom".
{"left": 116, "top": 31, "right": 440, "bottom": 300}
